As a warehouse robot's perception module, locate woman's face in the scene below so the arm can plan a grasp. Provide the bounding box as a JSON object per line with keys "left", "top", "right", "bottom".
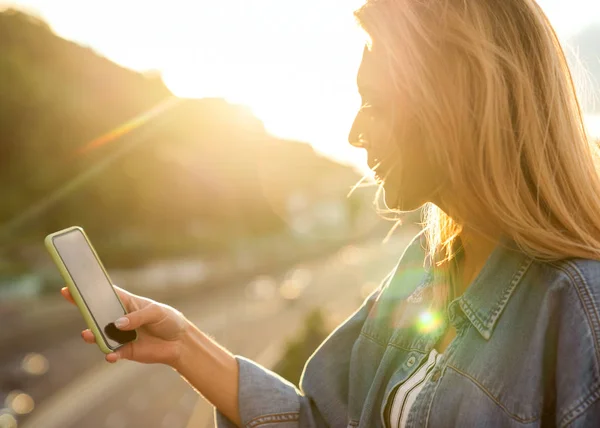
{"left": 348, "top": 46, "right": 442, "bottom": 211}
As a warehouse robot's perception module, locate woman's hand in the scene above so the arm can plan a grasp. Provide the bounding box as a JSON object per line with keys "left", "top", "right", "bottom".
{"left": 60, "top": 285, "right": 189, "bottom": 366}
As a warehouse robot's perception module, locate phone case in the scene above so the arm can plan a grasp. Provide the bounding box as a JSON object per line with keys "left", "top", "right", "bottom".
{"left": 45, "top": 226, "right": 137, "bottom": 354}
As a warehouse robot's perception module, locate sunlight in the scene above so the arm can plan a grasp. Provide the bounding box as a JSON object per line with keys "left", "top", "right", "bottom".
{"left": 586, "top": 114, "right": 600, "bottom": 140}
{"left": 75, "top": 97, "right": 181, "bottom": 155}
{"left": 160, "top": 0, "right": 368, "bottom": 172}
{"left": 417, "top": 311, "right": 444, "bottom": 334}
{"left": 1, "top": 0, "right": 598, "bottom": 175}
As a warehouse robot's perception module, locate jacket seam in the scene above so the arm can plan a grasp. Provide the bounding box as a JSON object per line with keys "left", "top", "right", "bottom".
{"left": 560, "top": 385, "right": 600, "bottom": 427}
{"left": 423, "top": 367, "right": 444, "bottom": 427}
{"left": 483, "top": 257, "right": 533, "bottom": 328}
{"left": 359, "top": 331, "right": 387, "bottom": 347}
{"left": 446, "top": 364, "right": 540, "bottom": 423}
{"left": 555, "top": 261, "right": 600, "bottom": 364}
{"left": 458, "top": 257, "right": 532, "bottom": 340}
{"left": 458, "top": 299, "right": 488, "bottom": 339}
{"left": 245, "top": 411, "right": 300, "bottom": 428}
{"left": 387, "top": 343, "right": 428, "bottom": 353}
{"left": 539, "top": 261, "right": 600, "bottom": 427}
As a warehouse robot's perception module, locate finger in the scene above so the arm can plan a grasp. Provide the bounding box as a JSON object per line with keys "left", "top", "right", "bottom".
{"left": 113, "top": 343, "right": 133, "bottom": 362}
{"left": 61, "top": 287, "right": 76, "bottom": 305}
{"left": 111, "top": 285, "right": 152, "bottom": 312}
{"left": 114, "top": 303, "right": 165, "bottom": 331}
{"left": 105, "top": 352, "right": 119, "bottom": 364}
{"left": 81, "top": 329, "right": 96, "bottom": 344}
{"left": 105, "top": 342, "right": 133, "bottom": 363}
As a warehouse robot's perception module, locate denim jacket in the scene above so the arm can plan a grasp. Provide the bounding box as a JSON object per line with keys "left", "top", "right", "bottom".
{"left": 215, "top": 233, "right": 600, "bottom": 427}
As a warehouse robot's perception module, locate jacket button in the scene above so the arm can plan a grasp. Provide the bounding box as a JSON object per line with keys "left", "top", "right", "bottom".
{"left": 406, "top": 356, "right": 416, "bottom": 367}
{"left": 431, "top": 369, "right": 442, "bottom": 382}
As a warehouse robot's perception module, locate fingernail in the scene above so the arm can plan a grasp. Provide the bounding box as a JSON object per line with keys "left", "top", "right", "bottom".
{"left": 114, "top": 317, "right": 129, "bottom": 329}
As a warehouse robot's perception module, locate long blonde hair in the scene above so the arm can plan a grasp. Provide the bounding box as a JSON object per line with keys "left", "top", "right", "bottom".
{"left": 354, "top": 0, "right": 600, "bottom": 272}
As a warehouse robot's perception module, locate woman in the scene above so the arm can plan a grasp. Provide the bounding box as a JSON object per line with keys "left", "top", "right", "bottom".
{"left": 62, "top": 0, "right": 600, "bottom": 426}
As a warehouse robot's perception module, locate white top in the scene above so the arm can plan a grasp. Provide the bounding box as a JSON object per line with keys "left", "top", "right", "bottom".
{"left": 387, "top": 348, "right": 442, "bottom": 428}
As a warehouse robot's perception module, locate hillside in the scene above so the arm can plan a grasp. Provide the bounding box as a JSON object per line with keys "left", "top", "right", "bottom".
{"left": 0, "top": 9, "right": 362, "bottom": 268}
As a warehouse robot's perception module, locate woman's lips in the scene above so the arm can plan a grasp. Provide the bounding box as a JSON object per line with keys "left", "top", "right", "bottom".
{"left": 367, "top": 155, "right": 381, "bottom": 171}
{"left": 368, "top": 154, "right": 391, "bottom": 181}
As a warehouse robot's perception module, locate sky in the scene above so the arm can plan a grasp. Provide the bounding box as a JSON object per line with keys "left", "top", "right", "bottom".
{"left": 2, "top": 0, "right": 600, "bottom": 173}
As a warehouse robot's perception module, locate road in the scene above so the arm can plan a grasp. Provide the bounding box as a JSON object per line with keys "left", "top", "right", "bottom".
{"left": 16, "top": 228, "right": 418, "bottom": 428}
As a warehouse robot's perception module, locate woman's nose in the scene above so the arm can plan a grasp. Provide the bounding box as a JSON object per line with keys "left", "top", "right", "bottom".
{"left": 348, "top": 119, "right": 370, "bottom": 149}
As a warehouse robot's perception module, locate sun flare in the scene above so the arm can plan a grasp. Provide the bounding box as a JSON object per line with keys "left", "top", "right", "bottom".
{"left": 159, "top": 0, "right": 369, "bottom": 171}
{"left": 2, "top": 0, "right": 599, "bottom": 174}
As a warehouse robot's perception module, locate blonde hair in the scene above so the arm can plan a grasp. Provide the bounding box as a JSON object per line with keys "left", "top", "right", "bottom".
{"left": 354, "top": 0, "right": 600, "bottom": 275}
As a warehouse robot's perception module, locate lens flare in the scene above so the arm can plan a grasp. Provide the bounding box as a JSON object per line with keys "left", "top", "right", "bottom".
{"left": 74, "top": 96, "right": 181, "bottom": 156}
{"left": 417, "top": 311, "right": 443, "bottom": 333}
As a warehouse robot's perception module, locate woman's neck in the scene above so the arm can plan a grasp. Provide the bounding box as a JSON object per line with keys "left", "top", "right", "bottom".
{"left": 455, "top": 229, "right": 498, "bottom": 297}
{"left": 430, "top": 196, "right": 500, "bottom": 297}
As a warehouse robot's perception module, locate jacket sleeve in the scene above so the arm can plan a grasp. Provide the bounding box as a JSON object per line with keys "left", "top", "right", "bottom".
{"left": 213, "top": 273, "right": 391, "bottom": 428}
{"left": 563, "top": 389, "right": 600, "bottom": 428}
{"left": 554, "top": 261, "right": 600, "bottom": 428}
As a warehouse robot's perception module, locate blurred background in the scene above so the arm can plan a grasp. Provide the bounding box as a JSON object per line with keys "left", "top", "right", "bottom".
{"left": 0, "top": 1, "right": 598, "bottom": 427}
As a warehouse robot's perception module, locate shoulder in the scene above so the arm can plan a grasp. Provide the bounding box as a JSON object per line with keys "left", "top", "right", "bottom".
{"left": 547, "top": 257, "right": 600, "bottom": 295}
{"left": 529, "top": 257, "right": 600, "bottom": 355}
{"left": 534, "top": 257, "right": 600, "bottom": 331}
{"left": 544, "top": 258, "right": 600, "bottom": 360}
{"left": 528, "top": 257, "right": 600, "bottom": 426}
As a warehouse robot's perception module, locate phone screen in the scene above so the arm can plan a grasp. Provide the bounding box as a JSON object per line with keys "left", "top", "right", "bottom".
{"left": 52, "top": 229, "right": 136, "bottom": 349}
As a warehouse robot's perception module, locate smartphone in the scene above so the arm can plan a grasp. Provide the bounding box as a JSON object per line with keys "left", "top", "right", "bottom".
{"left": 45, "top": 226, "right": 137, "bottom": 354}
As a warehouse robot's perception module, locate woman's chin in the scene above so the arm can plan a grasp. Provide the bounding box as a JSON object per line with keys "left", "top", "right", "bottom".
{"left": 383, "top": 186, "right": 419, "bottom": 212}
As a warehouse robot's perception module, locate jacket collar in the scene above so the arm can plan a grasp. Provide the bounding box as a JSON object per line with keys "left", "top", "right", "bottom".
{"left": 452, "top": 237, "right": 533, "bottom": 340}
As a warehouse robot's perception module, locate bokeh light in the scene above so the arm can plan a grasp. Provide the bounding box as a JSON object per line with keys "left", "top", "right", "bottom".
{"left": 338, "top": 245, "right": 361, "bottom": 266}
{"left": 245, "top": 276, "right": 277, "bottom": 300}
{"left": 21, "top": 352, "right": 49, "bottom": 376}
{"left": 279, "top": 279, "right": 304, "bottom": 301}
{"left": 5, "top": 391, "right": 34, "bottom": 415}
{"left": 0, "top": 410, "right": 17, "bottom": 428}
{"left": 416, "top": 311, "right": 443, "bottom": 334}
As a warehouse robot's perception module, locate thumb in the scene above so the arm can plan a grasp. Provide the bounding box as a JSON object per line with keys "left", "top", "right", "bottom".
{"left": 114, "top": 303, "right": 165, "bottom": 330}
{"left": 110, "top": 342, "right": 134, "bottom": 362}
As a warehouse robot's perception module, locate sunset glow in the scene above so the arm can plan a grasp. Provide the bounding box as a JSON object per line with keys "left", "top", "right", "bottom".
{"left": 2, "top": 0, "right": 599, "bottom": 173}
